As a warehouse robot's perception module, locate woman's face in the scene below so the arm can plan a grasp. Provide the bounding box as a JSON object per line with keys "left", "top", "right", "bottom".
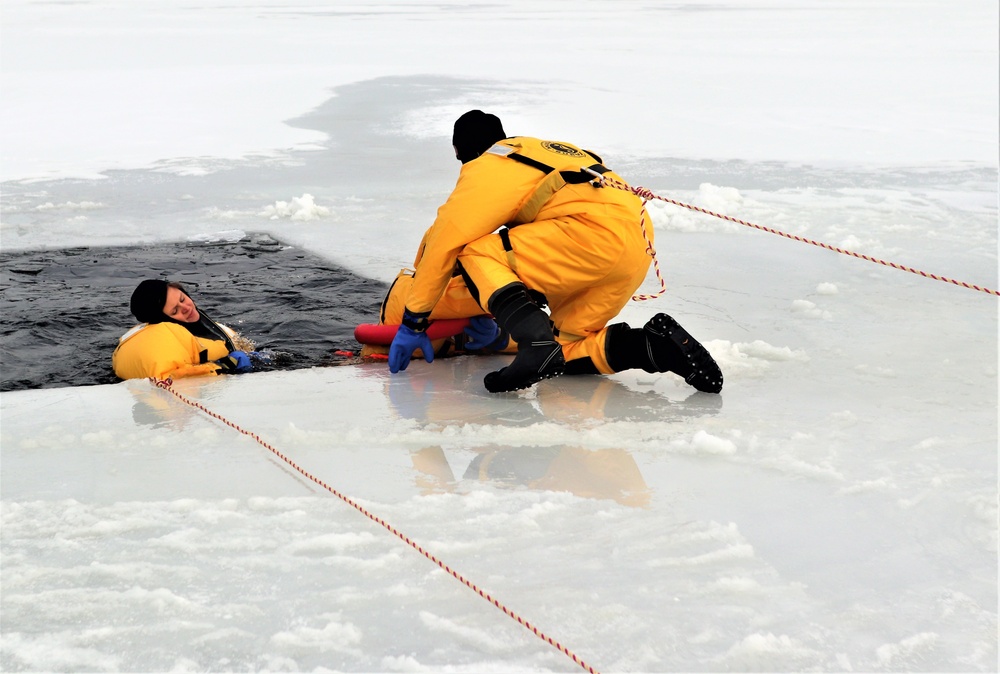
{"left": 162, "top": 286, "right": 200, "bottom": 323}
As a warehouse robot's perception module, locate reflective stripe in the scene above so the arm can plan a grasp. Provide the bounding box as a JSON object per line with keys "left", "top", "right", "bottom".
{"left": 117, "top": 323, "right": 147, "bottom": 345}
{"left": 498, "top": 228, "right": 518, "bottom": 272}
{"left": 486, "top": 143, "right": 515, "bottom": 157}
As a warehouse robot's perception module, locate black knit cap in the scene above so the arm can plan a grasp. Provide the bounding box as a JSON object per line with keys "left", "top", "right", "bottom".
{"left": 130, "top": 279, "right": 169, "bottom": 324}
{"left": 452, "top": 110, "right": 506, "bottom": 163}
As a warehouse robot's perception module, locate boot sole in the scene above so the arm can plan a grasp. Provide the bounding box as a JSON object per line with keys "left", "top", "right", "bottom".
{"left": 646, "top": 314, "right": 723, "bottom": 394}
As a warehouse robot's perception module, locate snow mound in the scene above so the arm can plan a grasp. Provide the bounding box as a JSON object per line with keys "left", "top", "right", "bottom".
{"left": 707, "top": 339, "right": 810, "bottom": 378}
{"left": 646, "top": 183, "right": 747, "bottom": 233}
{"left": 260, "top": 194, "right": 330, "bottom": 221}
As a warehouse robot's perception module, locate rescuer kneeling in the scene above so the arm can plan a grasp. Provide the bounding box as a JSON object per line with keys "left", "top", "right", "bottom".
{"left": 387, "top": 110, "right": 723, "bottom": 394}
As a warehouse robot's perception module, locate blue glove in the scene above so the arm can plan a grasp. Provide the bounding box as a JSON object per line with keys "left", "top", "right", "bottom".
{"left": 217, "top": 350, "right": 252, "bottom": 374}
{"left": 389, "top": 324, "right": 434, "bottom": 373}
{"left": 463, "top": 315, "right": 508, "bottom": 350}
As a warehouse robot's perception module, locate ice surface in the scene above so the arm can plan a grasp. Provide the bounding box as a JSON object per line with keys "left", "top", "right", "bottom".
{"left": 1, "top": 0, "right": 997, "bottom": 671}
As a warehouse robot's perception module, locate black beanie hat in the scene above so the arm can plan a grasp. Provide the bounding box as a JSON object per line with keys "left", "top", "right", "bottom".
{"left": 452, "top": 110, "right": 506, "bottom": 163}
{"left": 130, "top": 279, "right": 169, "bottom": 324}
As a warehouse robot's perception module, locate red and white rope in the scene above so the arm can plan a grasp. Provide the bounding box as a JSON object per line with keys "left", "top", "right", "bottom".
{"left": 149, "top": 376, "right": 600, "bottom": 674}
{"left": 604, "top": 177, "right": 999, "bottom": 298}
{"left": 631, "top": 203, "right": 668, "bottom": 301}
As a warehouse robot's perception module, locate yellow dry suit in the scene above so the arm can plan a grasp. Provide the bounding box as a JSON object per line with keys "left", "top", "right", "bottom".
{"left": 402, "top": 136, "right": 651, "bottom": 373}
{"left": 112, "top": 321, "right": 238, "bottom": 381}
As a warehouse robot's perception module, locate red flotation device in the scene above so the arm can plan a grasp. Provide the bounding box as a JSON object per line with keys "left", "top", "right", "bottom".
{"left": 353, "top": 318, "right": 470, "bottom": 346}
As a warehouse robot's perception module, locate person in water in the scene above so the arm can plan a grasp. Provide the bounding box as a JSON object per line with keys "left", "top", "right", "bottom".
{"left": 112, "top": 279, "right": 254, "bottom": 381}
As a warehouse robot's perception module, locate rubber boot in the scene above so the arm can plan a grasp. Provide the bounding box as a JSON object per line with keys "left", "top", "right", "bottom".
{"left": 605, "top": 314, "right": 723, "bottom": 393}
{"left": 484, "top": 283, "right": 565, "bottom": 393}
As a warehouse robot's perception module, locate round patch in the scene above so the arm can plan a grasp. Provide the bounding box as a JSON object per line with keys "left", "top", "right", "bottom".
{"left": 541, "top": 141, "right": 586, "bottom": 157}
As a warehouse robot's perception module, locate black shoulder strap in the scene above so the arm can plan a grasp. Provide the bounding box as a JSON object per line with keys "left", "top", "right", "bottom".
{"left": 506, "top": 152, "right": 555, "bottom": 174}
{"left": 196, "top": 312, "right": 237, "bottom": 352}
{"left": 507, "top": 151, "right": 609, "bottom": 185}
{"left": 561, "top": 163, "right": 610, "bottom": 184}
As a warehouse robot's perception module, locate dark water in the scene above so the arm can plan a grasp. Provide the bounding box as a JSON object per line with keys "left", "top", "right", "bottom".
{"left": 0, "top": 234, "right": 388, "bottom": 391}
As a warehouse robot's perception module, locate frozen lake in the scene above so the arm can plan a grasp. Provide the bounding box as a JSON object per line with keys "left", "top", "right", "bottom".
{"left": 1, "top": 1, "right": 997, "bottom": 671}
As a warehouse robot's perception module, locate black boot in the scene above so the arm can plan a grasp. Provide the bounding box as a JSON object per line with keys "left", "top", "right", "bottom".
{"left": 484, "top": 283, "right": 565, "bottom": 393}
{"left": 605, "top": 315, "right": 723, "bottom": 393}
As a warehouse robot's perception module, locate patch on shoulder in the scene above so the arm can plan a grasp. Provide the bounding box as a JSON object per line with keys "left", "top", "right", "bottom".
{"left": 541, "top": 141, "right": 586, "bottom": 157}
{"left": 486, "top": 144, "right": 515, "bottom": 157}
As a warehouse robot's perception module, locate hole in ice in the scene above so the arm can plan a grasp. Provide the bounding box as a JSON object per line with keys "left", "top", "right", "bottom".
{"left": 0, "top": 234, "right": 387, "bottom": 391}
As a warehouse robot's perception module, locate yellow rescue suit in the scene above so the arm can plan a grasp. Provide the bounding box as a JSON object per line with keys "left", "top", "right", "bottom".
{"left": 112, "top": 321, "right": 238, "bottom": 381}
{"left": 404, "top": 136, "right": 651, "bottom": 373}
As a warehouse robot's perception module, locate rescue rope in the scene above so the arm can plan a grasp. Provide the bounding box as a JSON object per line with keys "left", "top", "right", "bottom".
{"left": 596, "top": 174, "right": 1000, "bottom": 298}
{"left": 631, "top": 203, "right": 668, "bottom": 301}
{"left": 148, "top": 376, "right": 600, "bottom": 674}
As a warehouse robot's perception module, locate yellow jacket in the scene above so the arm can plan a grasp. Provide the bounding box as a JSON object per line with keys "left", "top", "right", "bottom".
{"left": 112, "top": 321, "right": 237, "bottom": 381}
{"left": 407, "top": 136, "right": 642, "bottom": 315}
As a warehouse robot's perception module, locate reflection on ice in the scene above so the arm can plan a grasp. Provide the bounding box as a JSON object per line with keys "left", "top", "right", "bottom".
{"left": 385, "top": 355, "right": 723, "bottom": 426}
{"left": 384, "top": 359, "right": 729, "bottom": 508}
{"left": 412, "top": 445, "right": 651, "bottom": 507}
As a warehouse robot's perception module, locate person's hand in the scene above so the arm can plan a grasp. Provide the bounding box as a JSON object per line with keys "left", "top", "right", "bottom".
{"left": 229, "top": 351, "right": 253, "bottom": 373}
{"left": 463, "top": 315, "right": 508, "bottom": 350}
{"left": 389, "top": 325, "right": 434, "bottom": 373}
{"left": 217, "top": 350, "right": 253, "bottom": 374}
{"left": 389, "top": 312, "right": 435, "bottom": 373}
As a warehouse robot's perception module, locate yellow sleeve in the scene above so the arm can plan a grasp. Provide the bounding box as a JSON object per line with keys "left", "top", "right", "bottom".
{"left": 405, "top": 156, "right": 540, "bottom": 315}
{"left": 113, "top": 323, "right": 226, "bottom": 381}
{"left": 153, "top": 361, "right": 223, "bottom": 381}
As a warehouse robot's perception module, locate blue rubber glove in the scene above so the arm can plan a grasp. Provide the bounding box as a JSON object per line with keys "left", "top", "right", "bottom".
{"left": 389, "top": 324, "right": 434, "bottom": 373}
{"left": 228, "top": 351, "right": 253, "bottom": 373}
{"left": 463, "top": 315, "right": 508, "bottom": 350}
{"left": 217, "top": 350, "right": 252, "bottom": 374}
